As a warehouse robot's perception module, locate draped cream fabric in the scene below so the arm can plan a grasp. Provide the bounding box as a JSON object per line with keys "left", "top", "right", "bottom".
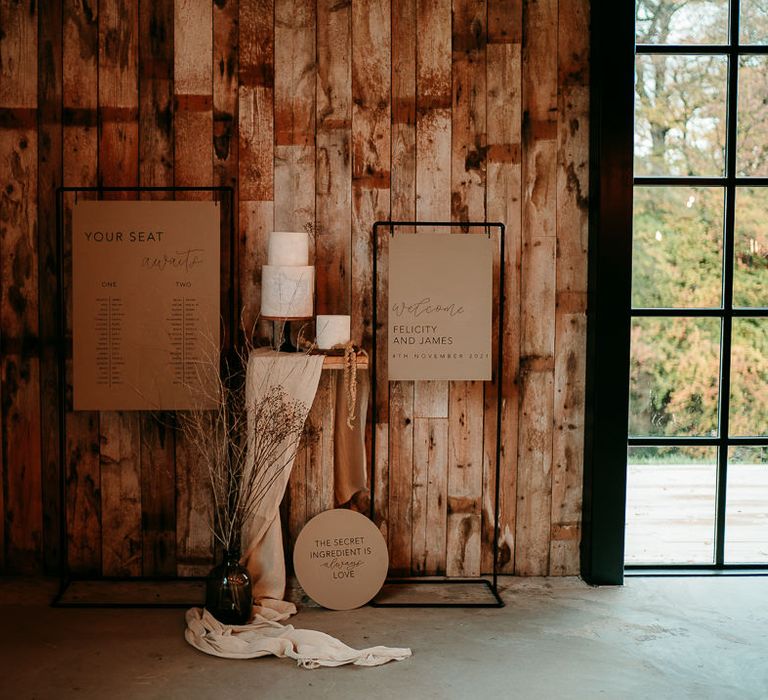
{"left": 240, "top": 350, "right": 371, "bottom": 601}
{"left": 186, "top": 351, "right": 409, "bottom": 666}
{"left": 185, "top": 606, "right": 412, "bottom": 668}
{"left": 240, "top": 349, "right": 325, "bottom": 602}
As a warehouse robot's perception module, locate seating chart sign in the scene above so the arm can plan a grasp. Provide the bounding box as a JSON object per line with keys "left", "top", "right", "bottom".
{"left": 73, "top": 200, "right": 220, "bottom": 410}
{"left": 388, "top": 233, "right": 493, "bottom": 381}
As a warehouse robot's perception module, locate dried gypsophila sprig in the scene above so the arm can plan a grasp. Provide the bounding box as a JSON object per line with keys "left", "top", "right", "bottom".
{"left": 176, "top": 318, "right": 310, "bottom": 553}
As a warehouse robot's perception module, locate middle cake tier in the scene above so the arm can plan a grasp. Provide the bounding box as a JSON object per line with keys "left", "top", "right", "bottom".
{"left": 260, "top": 265, "right": 315, "bottom": 319}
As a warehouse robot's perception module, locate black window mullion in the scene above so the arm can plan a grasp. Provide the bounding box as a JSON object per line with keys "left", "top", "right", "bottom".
{"left": 628, "top": 436, "right": 768, "bottom": 447}
{"left": 713, "top": 0, "right": 741, "bottom": 568}
{"left": 630, "top": 308, "right": 767, "bottom": 317}
{"left": 634, "top": 177, "right": 768, "bottom": 186}
{"left": 636, "top": 43, "right": 768, "bottom": 55}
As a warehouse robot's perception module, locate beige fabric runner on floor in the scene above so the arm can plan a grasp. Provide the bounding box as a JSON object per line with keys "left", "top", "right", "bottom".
{"left": 185, "top": 605, "right": 411, "bottom": 668}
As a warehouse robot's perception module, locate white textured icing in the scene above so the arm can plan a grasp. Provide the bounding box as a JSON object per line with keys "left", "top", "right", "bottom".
{"left": 267, "top": 231, "right": 309, "bottom": 266}
{"left": 260, "top": 265, "right": 314, "bottom": 319}
{"left": 316, "top": 315, "right": 351, "bottom": 349}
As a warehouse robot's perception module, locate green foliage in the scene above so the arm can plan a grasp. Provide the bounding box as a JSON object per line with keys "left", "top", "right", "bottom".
{"left": 629, "top": 317, "right": 721, "bottom": 439}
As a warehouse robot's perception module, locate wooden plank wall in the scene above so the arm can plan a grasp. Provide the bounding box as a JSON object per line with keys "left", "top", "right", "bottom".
{"left": 0, "top": 0, "right": 589, "bottom": 576}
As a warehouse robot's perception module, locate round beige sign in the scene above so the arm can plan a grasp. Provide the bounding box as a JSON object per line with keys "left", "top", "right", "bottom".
{"left": 293, "top": 509, "right": 388, "bottom": 610}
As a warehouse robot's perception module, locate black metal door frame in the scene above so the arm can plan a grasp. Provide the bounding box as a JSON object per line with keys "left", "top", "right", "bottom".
{"left": 581, "top": 0, "right": 636, "bottom": 585}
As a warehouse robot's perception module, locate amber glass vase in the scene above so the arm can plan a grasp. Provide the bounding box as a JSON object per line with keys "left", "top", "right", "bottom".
{"left": 205, "top": 550, "right": 253, "bottom": 625}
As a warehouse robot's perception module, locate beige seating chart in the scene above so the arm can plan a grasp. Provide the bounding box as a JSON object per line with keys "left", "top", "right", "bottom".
{"left": 72, "top": 200, "right": 220, "bottom": 411}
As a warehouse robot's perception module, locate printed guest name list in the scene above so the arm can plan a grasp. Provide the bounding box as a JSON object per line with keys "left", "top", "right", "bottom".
{"left": 73, "top": 200, "right": 220, "bottom": 411}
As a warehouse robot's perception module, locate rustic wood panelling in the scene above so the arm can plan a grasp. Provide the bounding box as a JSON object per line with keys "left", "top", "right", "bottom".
{"left": 411, "top": 0, "right": 452, "bottom": 577}
{"left": 516, "top": 0, "right": 559, "bottom": 577}
{"left": 141, "top": 0, "right": 176, "bottom": 579}
{"left": 174, "top": 0, "right": 213, "bottom": 197}
{"left": 173, "top": 0, "right": 214, "bottom": 578}
{"left": 352, "top": 0, "right": 392, "bottom": 567}
{"left": 387, "top": 0, "right": 415, "bottom": 571}
{"left": 0, "top": 0, "right": 590, "bottom": 578}
{"left": 275, "top": 0, "right": 316, "bottom": 235}
{"left": 351, "top": 0, "right": 391, "bottom": 531}
{"left": 213, "top": 0, "right": 239, "bottom": 329}
{"left": 447, "top": 0, "right": 486, "bottom": 579}
{"left": 38, "top": 0, "right": 64, "bottom": 574}
{"left": 551, "top": 0, "right": 589, "bottom": 575}
{"left": 63, "top": 0, "right": 101, "bottom": 576}
{"left": 98, "top": 0, "right": 142, "bottom": 577}
{"left": 0, "top": 0, "right": 42, "bottom": 574}
{"left": 485, "top": 0, "right": 523, "bottom": 574}
{"left": 100, "top": 412, "right": 142, "bottom": 576}
{"left": 316, "top": 0, "right": 352, "bottom": 314}
{"left": 239, "top": 0, "right": 273, "bottom": 334}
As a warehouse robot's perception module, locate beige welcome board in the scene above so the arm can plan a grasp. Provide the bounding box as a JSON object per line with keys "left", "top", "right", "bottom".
{"left": 388, "top": 233, "right": 493, "bottom": 381}
{"left": 72, "top": 200, "right": 220, "bottom": 411}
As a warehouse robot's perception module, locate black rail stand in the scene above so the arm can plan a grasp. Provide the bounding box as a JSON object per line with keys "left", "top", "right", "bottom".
{"left": 52, "top": 186, "right": 236, "bottom": 608}
{"left": 369, "top": 221, "right": 506, "bottom": 608}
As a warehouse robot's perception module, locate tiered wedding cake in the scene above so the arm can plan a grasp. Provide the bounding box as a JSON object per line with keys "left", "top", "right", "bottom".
{"left": 260, "top": 231, "right": 314, "bottom": 319}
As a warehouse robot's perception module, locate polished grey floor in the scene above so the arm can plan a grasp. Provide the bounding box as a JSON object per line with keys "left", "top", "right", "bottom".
{"left": 1, "top": 576, "right": 766, "bottom": 699}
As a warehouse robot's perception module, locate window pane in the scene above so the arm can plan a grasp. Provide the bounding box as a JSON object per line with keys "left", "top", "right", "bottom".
{"left": 635, "top": 55, "right": 727, "bottom": 177}
{"left": 737, "top": 56, "right": 768, "bottom": 176}
{"left": 734, "top": 188, "right": 768, "bottom": 307}
{"left": 741, "top": 0, "right": 768, "bottom": 45}
{"left": 725, "top": 446, "right": 768, "bottom": 563}
{"left": 632, "top": 186, "right": 724, "bottom": 308}
{"left": 729, "top": 318, "right": 768, "bottom": 436}
{"left": 629, "top": 317, "right": 721, "bottom": 437}
{"left": 625, "top": 446, "right": 717, "bottom": 564}
{"left": 636, "top": 1, "right": 729, "bottom": 45}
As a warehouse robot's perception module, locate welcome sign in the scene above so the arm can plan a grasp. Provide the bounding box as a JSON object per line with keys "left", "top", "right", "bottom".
{"left": 72, "top": 200, "right": 220, "bottom": 410}
{"left": 388, "top": 233, "right": 493, "bottom": 381}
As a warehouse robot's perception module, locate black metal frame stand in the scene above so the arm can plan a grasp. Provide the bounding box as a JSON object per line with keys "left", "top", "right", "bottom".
{"left": 52, "top": 186, "right": 236, "bottom": 608}
{"left": 369, "top": 221, "right": 506, "bottom": 608}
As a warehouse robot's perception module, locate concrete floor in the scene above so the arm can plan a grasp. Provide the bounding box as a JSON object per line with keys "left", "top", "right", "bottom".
{"left": 1, "top": 576, "right": 767, "bottom": 699}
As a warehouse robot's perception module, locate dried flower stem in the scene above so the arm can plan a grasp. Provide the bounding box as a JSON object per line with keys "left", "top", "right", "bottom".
{"left": 176, "top": 324, "right": 308, "bottom": 553}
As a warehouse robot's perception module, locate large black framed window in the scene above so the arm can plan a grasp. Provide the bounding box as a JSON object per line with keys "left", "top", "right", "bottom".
{"left": 583, "top": 0, "right": 768, "bottom": 584}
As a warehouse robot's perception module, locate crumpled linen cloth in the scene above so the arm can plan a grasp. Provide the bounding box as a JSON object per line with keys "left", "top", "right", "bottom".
{"left": 185, "top": 605, "right": 412, "bottom": 668}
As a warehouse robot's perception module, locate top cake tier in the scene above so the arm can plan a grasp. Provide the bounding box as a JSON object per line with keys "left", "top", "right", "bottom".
{"left": 268, "top": 231, "right": 309, "bottom": 266}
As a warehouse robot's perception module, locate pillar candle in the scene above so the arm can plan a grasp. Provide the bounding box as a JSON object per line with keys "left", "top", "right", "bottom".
{"left": 316, "top": 315, "right": 351, "bottom": 349}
